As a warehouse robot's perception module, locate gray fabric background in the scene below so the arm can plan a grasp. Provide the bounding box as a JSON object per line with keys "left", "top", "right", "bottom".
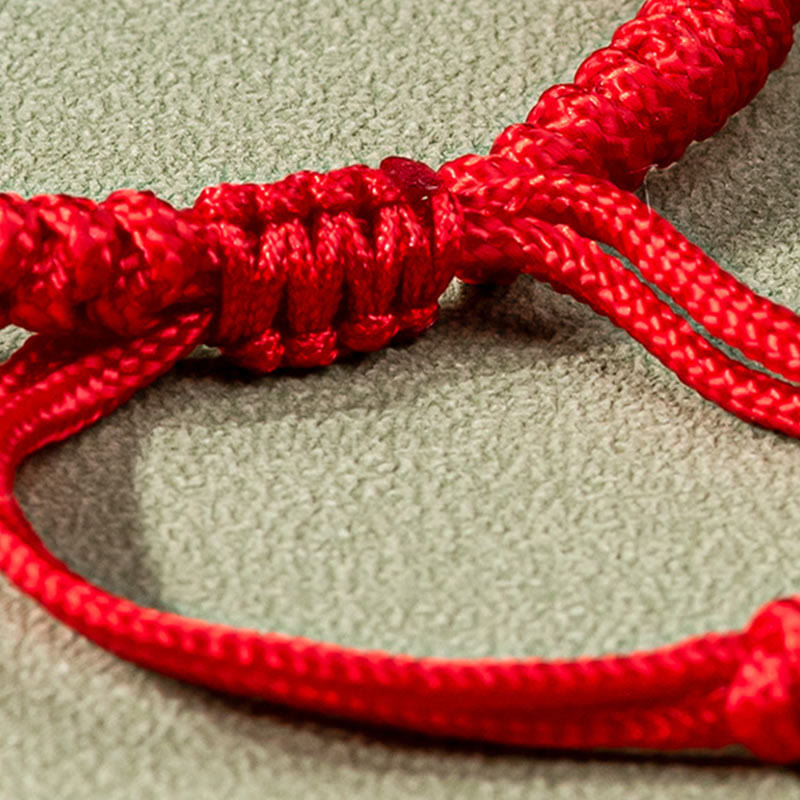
{"left": 1, "top": 0, "right": 800, "bottom": 796}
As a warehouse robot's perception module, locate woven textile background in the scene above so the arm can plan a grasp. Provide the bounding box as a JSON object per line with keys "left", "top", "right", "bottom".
{"left": 1, "top": 0, "right": 800, "bottom": 796}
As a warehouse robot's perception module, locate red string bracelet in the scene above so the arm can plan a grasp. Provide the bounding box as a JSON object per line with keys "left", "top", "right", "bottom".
{"left": 2, "top": 0, "right": 800, "bottom": 764}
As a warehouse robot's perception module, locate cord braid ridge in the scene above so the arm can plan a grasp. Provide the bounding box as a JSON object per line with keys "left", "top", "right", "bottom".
{"left": 0, "top": 161, "right": 460, "bottom": 372}
{"left": 491, "top": 0, "right": 797, "bottom": 192}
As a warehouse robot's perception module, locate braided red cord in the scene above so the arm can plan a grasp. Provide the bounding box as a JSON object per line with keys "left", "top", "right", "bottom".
{"left": 2, "top": 0, "right": 800, "bottom": 763}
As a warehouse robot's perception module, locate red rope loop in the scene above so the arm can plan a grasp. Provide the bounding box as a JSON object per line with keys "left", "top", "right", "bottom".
{"left": 1, "top": 0, "right": 800, "bottom": 763}
{"left": 438, "top": 153, "right": 800, "bottom": 438}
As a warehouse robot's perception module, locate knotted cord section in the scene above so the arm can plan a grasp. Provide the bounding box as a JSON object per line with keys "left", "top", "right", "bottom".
{"left": 0, "top": 160, "right": 462, "bottom": 372}
{"left": 491, "top": 0, "right": 800, "bottom": 193}
{"left": 194, "top": 159, "right": 460, "bottom": 371}
{"left": 0, "top": 190, "right": 217, "bottom": 337}
{"left": 727, "top": 598, "right": 800, "bottom": 762}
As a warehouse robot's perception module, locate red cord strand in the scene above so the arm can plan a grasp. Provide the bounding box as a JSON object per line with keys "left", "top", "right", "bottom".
{"left": 2, "top": 0, "right": 800, "bottom": 763}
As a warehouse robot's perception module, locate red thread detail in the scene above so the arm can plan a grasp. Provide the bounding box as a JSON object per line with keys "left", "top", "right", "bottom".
{"left": 727, "top": 599, "right": 800, "bottom": 762}
{"left": 490, "top": 0, "right": 798, "bottom": 189}
{"left": 192, "top": 163, "right": 459, "bottom": 369}
{"left": 337, "top": 313, "right": 399, "bottom": 352}
{"left": 0, "top": 164, "right": 461, "bottom": 372}
{"left": 0, "top": 0, "right": 800, "bottom": 763}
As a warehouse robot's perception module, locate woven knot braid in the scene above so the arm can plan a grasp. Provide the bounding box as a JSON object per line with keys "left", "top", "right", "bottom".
{"left": 0, "top": 160, "right": 463, "bottom": 372}
{"left": 194, "top": 159, "right": 460, "bottom": 371}
{"left": 490, "top": 0, "right": 799, "bottom": 194}
{"left": 0, "top": 190, "right": 217, "bottom": 337}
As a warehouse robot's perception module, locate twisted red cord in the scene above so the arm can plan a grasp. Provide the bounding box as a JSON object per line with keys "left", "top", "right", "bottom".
{"left": 2, "top": 0, "right": 800, "bottom": 763}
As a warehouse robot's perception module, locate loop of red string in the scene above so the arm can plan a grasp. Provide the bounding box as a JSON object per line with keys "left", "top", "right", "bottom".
{"left": 2, "top": 0, "right": 800, "bottom": 763}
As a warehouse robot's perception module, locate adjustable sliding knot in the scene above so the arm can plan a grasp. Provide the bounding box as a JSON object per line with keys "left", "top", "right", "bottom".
{"left": 193, "top": 160, "right": 460, "bottom": 371}
{"left": 0, "top": 160, "right": 464, "bottom": 373}
{"left": 727, "top": 597, "right": 800, "bottom": 763}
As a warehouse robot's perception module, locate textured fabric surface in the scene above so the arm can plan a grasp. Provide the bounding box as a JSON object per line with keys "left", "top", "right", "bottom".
{"left": 2, "top": 0, "right": 800, "bottom": 796}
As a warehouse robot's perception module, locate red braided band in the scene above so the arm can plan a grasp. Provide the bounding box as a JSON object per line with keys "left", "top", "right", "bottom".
{"left": 2, "top": 0, "right": 800, "bottom": 763}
